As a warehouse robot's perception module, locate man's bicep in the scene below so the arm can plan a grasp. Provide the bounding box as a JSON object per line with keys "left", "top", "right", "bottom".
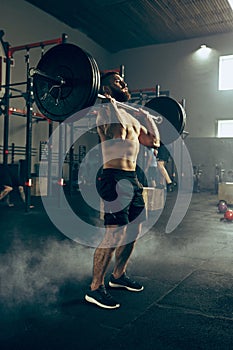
{"left": 97, "top": 125, "right": 106, "bottom": 140}
{"left": 96, "top": 110, "right": 107, "bottom": 126}
{"left": 139, "top": 126, "right": 160, "bottom": 148}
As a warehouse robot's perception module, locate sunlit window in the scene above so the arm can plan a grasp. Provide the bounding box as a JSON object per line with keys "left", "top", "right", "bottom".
{"left": 219, "top": 55, "right": 233, "bottom": 90}
{"left": 217, "top": 120, "right": 233, "bottom": 137}
{"left": 227, "top": 0, "right": 233, "bottom": 11}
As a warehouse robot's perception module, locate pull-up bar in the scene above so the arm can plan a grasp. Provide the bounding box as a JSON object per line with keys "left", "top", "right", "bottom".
{"left": 9, "top": 107, "right": 51, "bottom": 121}
{"left": 8, "top": 33, "right": 68, "bottom": 57}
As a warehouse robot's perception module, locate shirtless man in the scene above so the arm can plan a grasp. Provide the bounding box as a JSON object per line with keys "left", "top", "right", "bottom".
{"left": 85, "top": 72, "right": 160, "bottom": 309}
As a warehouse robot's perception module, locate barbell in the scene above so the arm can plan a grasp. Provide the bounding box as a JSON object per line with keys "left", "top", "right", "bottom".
{"left": 31, "top": 43, "right": 186, "bottom": 143}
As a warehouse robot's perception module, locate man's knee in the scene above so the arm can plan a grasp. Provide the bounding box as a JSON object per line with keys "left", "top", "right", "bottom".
{"left": 5, "top": 186, "right": 13, "bottom": 192}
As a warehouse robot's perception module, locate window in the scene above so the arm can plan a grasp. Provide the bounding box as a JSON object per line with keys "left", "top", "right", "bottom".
{"left": 217, "top": 120, "right": 233, "bottom": 137}
{"left": 219, "top": 55, "right": 233, "bottom": 90}
{"left": 227, "top": 0, "right": 233, "bottom": 11}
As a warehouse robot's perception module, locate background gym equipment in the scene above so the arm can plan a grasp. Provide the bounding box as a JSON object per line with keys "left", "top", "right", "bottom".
{"left": 193, "top": 164, "right": 203, "bottom": 193}
{"left": 214, "top": 163, "right": 225, "bottom": 194}
{"left": 0, "top": 31, "right": 67, "bottom": 211}
{"left": 217, "top": 199, "right": 228, "bottom": 213}
{"left": 218, "top": 182, "right": 233, "bottom": 205}
{"left": 224, "top": 209, "right": 233, "bottom": 221}
{"left": 31, "top": 43, "right": 186, "bottom": 144}
{"left": 142, "top": 186, "right": 165, "bottom": 211}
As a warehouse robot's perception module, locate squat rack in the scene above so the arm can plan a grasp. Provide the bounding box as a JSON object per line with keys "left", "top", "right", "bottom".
{"left": 0, "top": 30, "right": 67, "bottom": 211}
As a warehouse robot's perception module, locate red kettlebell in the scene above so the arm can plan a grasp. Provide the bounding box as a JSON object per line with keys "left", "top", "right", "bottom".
{"left": 224, "top": 209, "right": 233, "bottom": 221}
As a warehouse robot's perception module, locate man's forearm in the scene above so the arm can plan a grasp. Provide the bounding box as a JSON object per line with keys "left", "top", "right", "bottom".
{"left": 142, "top": 113, "right": 160, "bottom": 144}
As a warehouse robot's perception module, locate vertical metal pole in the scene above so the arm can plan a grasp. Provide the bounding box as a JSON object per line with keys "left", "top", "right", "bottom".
{"left": 180, "top": 98, "right": 186, "bottom": 189}
{"left": 120, "top": 65, "right": 125, "bottom": 79}
{"left": 25, "top": 51, "right": 33, "bottom": 212}
{"left": 62, "top": 33, "right": 68, "bottom": 43}
{"left": 51, "top": 33, "right": 68, "bottom": 205}
{"left": 68, "top": 123, "right": 74, "bottom": 195}
{"left": 58, "top": 121, "right": 65, "bottom": 207}
{"left": 47, "top": 121, "right": 53, "bottom": 197}
{"left": 11, "top": 142, "right": 15, "bottom": 164}
{"left": 181, "top": 98, "right": 186, "bottom": 109}
{"left": 171, "top": 142, "right": 175, "bottom": 184}
{"left": 155, "top": 84, "right": 160, "bottom": 97}
{"left": 3, "top": 42, "right": 11, "bottom": 165}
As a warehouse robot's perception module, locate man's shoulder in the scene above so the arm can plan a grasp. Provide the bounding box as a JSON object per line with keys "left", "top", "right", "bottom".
{"left": 119, "top": 108, "right": 141, "bottom": 126}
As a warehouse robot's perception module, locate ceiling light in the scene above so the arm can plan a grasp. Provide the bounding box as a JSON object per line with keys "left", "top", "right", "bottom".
{"left": 196, "top": 44, "right": 212, "bottom": 59}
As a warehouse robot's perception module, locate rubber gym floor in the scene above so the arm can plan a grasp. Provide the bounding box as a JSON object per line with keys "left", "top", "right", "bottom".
{"left": 1, "top": 189, "right": 233, "bottom": 350}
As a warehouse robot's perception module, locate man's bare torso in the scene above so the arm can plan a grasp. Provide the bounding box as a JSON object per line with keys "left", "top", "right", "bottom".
{"left": 97, "top": 107, "right": 141, "bottom": 171}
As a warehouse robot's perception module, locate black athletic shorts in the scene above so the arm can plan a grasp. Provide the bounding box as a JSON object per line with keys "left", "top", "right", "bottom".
{"left": 96, "top": 168, "right": 146, "bottom": 226}
{"left": 0, "top": 165, "right": 12, "bottom": 188}
{"left": 157, "top": 145, "right": 170, "bottom": 162}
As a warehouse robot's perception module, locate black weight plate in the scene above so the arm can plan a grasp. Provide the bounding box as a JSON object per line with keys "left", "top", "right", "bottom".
{"left": 88, "top": 54, "right": 100, "bottom": 106}
{"left": 86, "top": 53, "right": 99, "bottom": 107}
{"left": 33, "top": 43, "right": 97, "bottom": 122}
{"left": 145, "top": 96, "right": 186, "bottom": 144}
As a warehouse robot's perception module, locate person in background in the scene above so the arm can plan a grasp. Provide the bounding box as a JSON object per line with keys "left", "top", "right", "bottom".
{"left": 145, "top": 147, "right": 163, "bottom": 188}
{"left": 0, "top": 164, "right": 14, "bottom": 206}
{"left": 0, "top": 163, "right": 34, "bottom": 208}
{"left": 156, "top": 144, "right": 174, "bottom": 192}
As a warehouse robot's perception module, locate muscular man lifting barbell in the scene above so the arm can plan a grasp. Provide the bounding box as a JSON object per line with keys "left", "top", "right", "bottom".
{"left": 30, "top": 43, "right": 187, "bottom": 308}
{"left": 84, "top": 72, "right": 160, "bottom": 309}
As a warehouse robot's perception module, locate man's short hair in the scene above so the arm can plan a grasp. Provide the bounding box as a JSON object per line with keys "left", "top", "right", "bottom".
{"left": 100, "top": 71, "right": 120, "bottom": 87}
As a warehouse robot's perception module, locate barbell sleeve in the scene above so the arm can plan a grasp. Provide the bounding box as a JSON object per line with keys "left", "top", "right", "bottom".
{"left": 97, "top": 93, "right": 163, "bottom": 124}
{"left": 29, "top": 67, "right": 66, "bottom": 85}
